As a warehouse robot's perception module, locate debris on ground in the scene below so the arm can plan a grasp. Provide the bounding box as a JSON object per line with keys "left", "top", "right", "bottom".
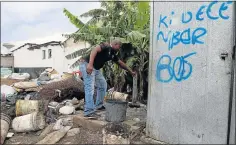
{"left": 36, "top": 126, "right": 72, "bottom": 144}
{"left": 1, "top": 67, "right": 148, "bottom": 144}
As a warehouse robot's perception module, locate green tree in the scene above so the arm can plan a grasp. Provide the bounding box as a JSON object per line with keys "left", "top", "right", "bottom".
{"left": 63, "top": 1, "right": 150, "bottom": 100}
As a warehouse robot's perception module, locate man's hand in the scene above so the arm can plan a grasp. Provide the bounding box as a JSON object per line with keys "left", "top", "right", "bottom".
{"left": 86, "top": 64, "right": 93, "bottom": 74}
{"left": 117, "top": 60, "right": 136, "bottom": 77}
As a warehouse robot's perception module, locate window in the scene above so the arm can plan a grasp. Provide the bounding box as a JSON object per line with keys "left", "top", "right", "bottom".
{"left": 48, "top": 49, "right": 52, "bottom": 59}
{"left": 42, "top": 50, "right": 46, "bottom": 59}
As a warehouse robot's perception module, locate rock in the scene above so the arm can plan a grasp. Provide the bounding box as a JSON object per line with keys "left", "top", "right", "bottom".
{"left": 66, "top": 102, "right": 73, "bottom": 106}
{"left": 133, "top": 118, "right": 140, "bottom": 122}
{"left": 53, "top": 117, "right": 73, "bottom": 131}
{"left": 6, "top": 132, "right": 14, "bottom": 138}
{"left": 66, "top": 128, "right": 80, "bottom": 137}
{"left": 71, "top": 97, "right": 79, "bottom": 105}
{"left": 39, "top": 124, "right": 55, "bottom": 140}
{"left": 36, "top": 126, "right": 72, "bottom": 144}
{"left": 53, "top": 119, "right": 63, "bottom": 131}
{"left": 59, "top": 106, "right": 75, "bottom": 115}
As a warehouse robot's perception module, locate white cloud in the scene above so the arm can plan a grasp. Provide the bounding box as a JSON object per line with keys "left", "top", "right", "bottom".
{"left": 1, "top": 2, "right": 101, "bottom": 43}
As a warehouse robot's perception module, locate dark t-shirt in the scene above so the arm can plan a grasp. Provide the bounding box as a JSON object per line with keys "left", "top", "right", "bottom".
{"left": 83, "top": 44, "right": 119, "bottom": 70}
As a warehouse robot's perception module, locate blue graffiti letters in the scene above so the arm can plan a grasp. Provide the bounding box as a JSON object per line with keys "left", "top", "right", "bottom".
{"left": 219, "top": 1, "right": 233, "bottom": 19}
{"left": 206, "top": 1, "right": 232, "bottom": 20}
{"left": 182, "top": 11, "right": 193, "bottom": 24}
{"left": 156, "top": 55, "right": 173, "bottom": 83}
{"left": 156, "top": 52, "right": 197, "bottom": 83}
{"left": 157, "top": 27, "right": 207, "bottom": 50}
{"left": 159, "top": 14, "right": 168, "bottom": 28}
{"left": 192, "top": 28, "right": 207, "bottom": 44}
{"left": 207, "top": 1, "right": 219, "bottom": 20}
{"left": 196, "top": 5, "right": 206, "bottom": 21}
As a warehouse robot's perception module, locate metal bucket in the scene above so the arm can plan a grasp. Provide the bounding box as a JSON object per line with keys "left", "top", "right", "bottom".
{"left": 15, "top": 100, "right": 44, "bottom": 116}
{"left": 105, "top": 91, "right": 129, "bottom": 102}
{"left": 105, "top": 100, "right": 128, "bottom": 122}
{"left": 1, "top": 113, "right": 11, "bottom": 144}
{"left": 12, "top": 112, "right": 45, "bottom": 132}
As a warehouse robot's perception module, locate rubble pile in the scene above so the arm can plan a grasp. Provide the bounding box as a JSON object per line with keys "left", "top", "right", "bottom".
{"left": 1, "top": 68, "right": 85, "bottom": 144}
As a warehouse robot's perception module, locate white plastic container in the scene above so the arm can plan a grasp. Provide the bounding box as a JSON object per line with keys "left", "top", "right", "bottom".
{"left": 12, "top": 112, "right": 45, "bottom": 132}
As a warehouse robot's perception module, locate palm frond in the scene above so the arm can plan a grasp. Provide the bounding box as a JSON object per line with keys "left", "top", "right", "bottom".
{"left": 65, "top": 47, "right": 90, "bottom": 60}
{"left": 80, "top": 9, "right": 107, "bottom": 18}
{"left": 63, "top": 8, "right": 85, "bottom": 29}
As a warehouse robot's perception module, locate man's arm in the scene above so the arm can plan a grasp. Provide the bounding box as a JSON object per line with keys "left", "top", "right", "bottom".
{"left": 89, "top": 45, "right": 102, "bottom": 66}
{"left": 86, "top": 45, "right": 102, "bottom": 74}
{"left": 117, "top": 60, "right": 136, "bottom": 76}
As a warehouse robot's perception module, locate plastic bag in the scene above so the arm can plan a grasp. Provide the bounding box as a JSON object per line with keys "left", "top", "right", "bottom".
{"left": 8, "top": 73, "right": 30, "bottom": 80}
{"left": 1, "top": 85, "right": 16, "bottom": 101}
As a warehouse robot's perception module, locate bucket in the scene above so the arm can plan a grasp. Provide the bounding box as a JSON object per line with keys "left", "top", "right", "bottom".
{"left": 15, "top": 100, "right": 44, "bottom": 116}
{"left": 12, "top": 112, "right": 45, "bottom": 132}
{"left": 1, "top": 113, "right": 11, "bottom": 144}
{"left": 105, "top": 100, "right": 128, "bottom": 122}
{"left": 105, "top": 91, "right": 129, "bottom": 102}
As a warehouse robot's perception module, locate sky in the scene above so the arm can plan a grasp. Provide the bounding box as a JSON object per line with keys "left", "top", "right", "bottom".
{"left": 1, "top": 2, "right": 101, "bottom": 44}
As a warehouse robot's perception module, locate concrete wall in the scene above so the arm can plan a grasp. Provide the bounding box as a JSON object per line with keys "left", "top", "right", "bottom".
{"left": 229, "top": 59, "right": 235, "bottom": 144}
{"left": 147, "top": 1, "right": 235, "bottom": 144}
{"left": 1, "top": 56, "right": 14, "bottom": 67}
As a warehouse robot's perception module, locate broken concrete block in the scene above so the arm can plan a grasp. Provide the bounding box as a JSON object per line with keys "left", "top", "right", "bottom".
{"left": 53, "top": 117, "right": 73, "bottom": 131}
{"left": 66, "top": 128, "right": 80, "bottom": 137}
{"left": 36, "top": 126, "right": 71, "bottom": 144}
{"left": 59, "top": 106, "right": 75, "bottom": 115}
{"left": 39, "top": 124, "right": 55, "bottom": 140}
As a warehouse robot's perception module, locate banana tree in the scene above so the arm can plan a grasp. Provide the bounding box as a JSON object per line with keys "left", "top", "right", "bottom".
{"left": 63, "top": 0, "right": 150, "bottom": 100}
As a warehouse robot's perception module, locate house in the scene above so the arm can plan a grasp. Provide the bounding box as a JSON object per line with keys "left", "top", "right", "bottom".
{"left": 1, "top": 43, "right": 14, "bottom": 71}
{"left": 10, "top": 37, "right": 90, "bottom": 78}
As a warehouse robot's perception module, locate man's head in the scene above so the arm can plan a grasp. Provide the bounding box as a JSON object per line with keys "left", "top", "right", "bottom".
{"left": 111, "top": 39, "right": 122, "bottom": 51}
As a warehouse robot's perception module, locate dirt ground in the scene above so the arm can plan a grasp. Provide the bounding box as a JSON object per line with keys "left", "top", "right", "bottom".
{"left": 4, "top": 127, "right": 103, "bottom": 144}
{"left": 3, "top": 106, "right": 147, "bottom": 144}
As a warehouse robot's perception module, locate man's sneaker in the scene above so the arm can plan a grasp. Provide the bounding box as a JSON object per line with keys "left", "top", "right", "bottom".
{"left": 97, "top": 106, "right": 106, "bottom": 111}
{"left": 84, "top": 113, "right": 101, "bottom": 120}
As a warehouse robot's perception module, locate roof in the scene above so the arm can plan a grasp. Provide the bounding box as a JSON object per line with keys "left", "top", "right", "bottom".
{"left": 11, "top": 41, "right": 62, "bottom": 52}
{"left": 1, "top": 43, "right": 12, "bottom": 55}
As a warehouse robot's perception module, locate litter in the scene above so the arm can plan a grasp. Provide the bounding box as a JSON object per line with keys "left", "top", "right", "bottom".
{"left": 12, "top": 112, "right": 46, "bottom": 132}
{"left": 1, "top": 113, "right": 11, "bottom": 144}
{"left": 8, "top": 73, "right": 30, "bottom": 80}
{"left": 1, "top": 85, "right": 16, "bottom": 102}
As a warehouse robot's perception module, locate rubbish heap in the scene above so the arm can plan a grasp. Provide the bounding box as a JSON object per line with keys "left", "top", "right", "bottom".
{"left": 1, "top": 68, "right": 85, "bottom": 144}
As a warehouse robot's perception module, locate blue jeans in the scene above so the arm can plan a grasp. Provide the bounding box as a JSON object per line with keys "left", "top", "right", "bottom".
{"left": 79, "top": 62, "right": 107, "bottom": 116}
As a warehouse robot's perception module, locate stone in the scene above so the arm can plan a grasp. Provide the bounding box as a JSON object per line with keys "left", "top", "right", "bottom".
{"left": 133, "top": 118, "right": 140, "bottom": 122}
{"left": 71, "top": 97, "right": 79, "bottom": 105}
{"left": 59, "top": 106, "right": 75, "bottom": 115}
{"left": 66, "top": 128, "right": 80, "bottom": 137}
{"left": 53, "top": 117, "right": 73, "bottom": 131}
{"left": 6, "top": 132, "right": 14, "bottom": 138}
{"left": 36, "top": 126, "right": 72, "bottom": 144}
{"left": 53, "top": 119, "right": 63, "bottom": 131}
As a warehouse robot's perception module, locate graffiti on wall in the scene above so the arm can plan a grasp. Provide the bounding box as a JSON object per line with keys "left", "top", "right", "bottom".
{"left": 156, "top": 1, "right": 232, "bottom": 83}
